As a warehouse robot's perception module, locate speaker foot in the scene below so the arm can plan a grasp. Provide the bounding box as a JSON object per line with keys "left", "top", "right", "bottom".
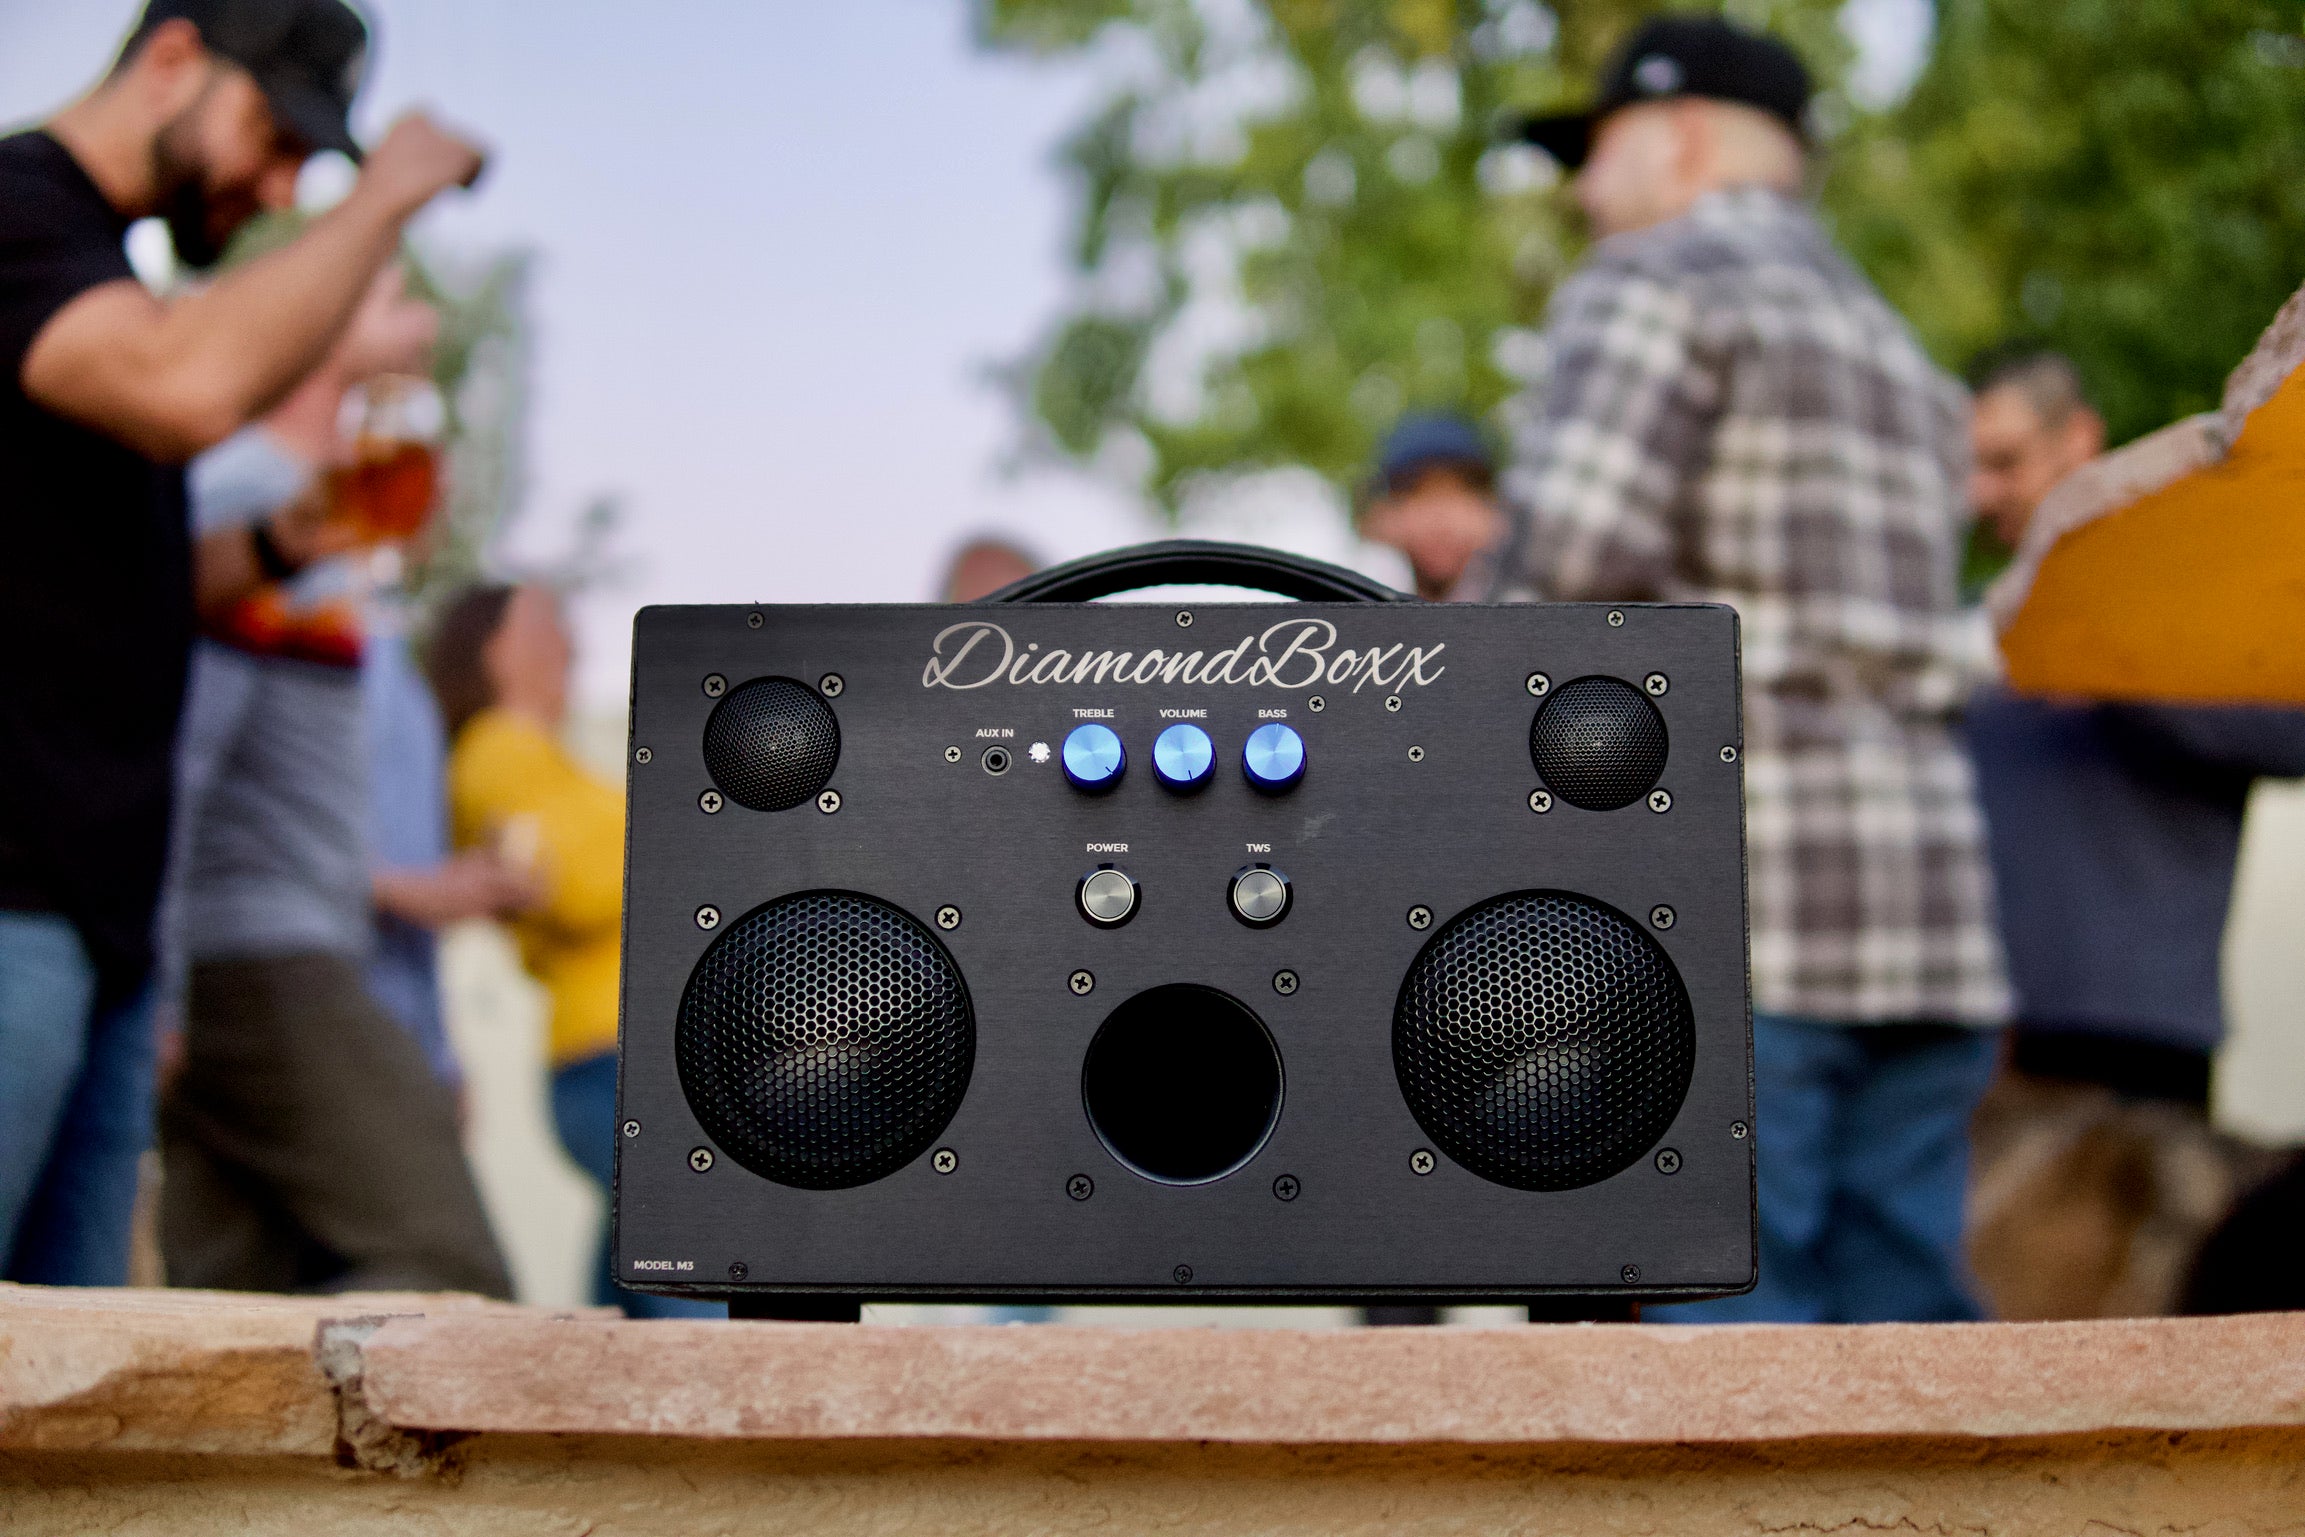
{"left": 1525, "top": 1299, "right": 1640, "bottom": 1324}
{"left": 729, "top": 1296, "right": 863, "bottom": 1322}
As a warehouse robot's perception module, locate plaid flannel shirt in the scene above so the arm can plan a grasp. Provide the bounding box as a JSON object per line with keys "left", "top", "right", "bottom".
{"left": 1489, "top": 187, "right": 2009, "bottom": 1026}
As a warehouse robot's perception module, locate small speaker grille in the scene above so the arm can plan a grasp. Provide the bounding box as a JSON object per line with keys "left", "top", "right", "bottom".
{"left": 702, "top": 677, "right": 840, "bottom": 811}
{"left": 1393, "top": 891, "right": 1694, "bottom": 1192}
{"left": 677, "top": 891, "right": 973, "bottom": 1190}
{"left": 1528, "top": 676, "right": 1667, "bottom": 811}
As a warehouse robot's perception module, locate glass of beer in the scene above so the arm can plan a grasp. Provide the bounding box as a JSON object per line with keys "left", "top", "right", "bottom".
{"left": 326, "top": 374, "right": 445, "bottom": 546}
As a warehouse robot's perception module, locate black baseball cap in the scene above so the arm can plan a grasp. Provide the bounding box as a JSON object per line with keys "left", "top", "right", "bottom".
{"left": 1512, "top": 16, "right": 1810, "bottom": 171}
{"left": 134, "top": 0, "right": 369, "bottom": 161}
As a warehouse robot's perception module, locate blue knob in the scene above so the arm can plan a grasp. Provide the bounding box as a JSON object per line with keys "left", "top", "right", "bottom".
{"left": 1242, "top": 722, "right": 1306, "bottom": 794}
{"left": 1152, "top": 723, "right": 1215, "bottom": 793}
{"left": 1061, "top": 723, "right": 1126, "bottom": 792}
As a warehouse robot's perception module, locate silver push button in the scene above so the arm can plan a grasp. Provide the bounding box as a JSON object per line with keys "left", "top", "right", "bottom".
{"left": 1228, "top": 865, "right": 1292, "bottom": 927}
{"left": 1078, "top": 867, "right": 1139, "bottom": 927}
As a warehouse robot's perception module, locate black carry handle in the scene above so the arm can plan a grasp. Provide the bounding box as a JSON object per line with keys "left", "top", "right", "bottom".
{"left": 984, "top": 539, "right": 1412, "bottom": 607}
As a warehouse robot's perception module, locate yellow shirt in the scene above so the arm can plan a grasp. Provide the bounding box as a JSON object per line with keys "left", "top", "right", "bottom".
{"left": 447, "top": 708, "right": 624, "bottom": 1067}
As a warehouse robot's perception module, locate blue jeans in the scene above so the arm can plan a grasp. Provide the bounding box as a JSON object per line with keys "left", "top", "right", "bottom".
{"left": 1660, "top": 1014, "right": 2000, "bottom": 1324}
{"left": 551, "top": 1051, "right": 722, "bottom": 1319}
{"left": 0, "top": 913, "right": 156, "bottom": 1285}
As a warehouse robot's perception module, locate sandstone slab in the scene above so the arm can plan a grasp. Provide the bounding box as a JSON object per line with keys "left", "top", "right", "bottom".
{"left": 8, "top": 1286, "right": 2305, "bottom": 1534}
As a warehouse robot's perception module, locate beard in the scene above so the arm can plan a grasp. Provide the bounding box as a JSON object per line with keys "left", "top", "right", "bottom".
{"left": 151, "top": 87, "right": 240, "bottom": 271}
{"left": 158, "top": 176, "right": 226, "bottom": 270}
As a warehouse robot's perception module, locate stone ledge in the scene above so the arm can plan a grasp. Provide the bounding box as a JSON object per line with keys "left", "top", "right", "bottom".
{"left": 356, "top": 1309, "right": 2305, "bottom": 1446}
{"left": 0, "top": 1283, "right": 568, "bottom": 1458}
{"left": 7, "top": 1284, "right": 2305, "bottom": 1459}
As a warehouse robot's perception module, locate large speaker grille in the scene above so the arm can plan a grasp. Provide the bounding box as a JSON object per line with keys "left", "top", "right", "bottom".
{"left": 676, "top": 891, "right": 973, "bottom": 1190}
{"left": 702, "top": 677, "right": 840, "bottom": 811}
{"left": 1529, "top": 676, "right": 1667, "bottom": 811}
{"left": 1393, "top": 891, "right": 1694, "bottom": 1192}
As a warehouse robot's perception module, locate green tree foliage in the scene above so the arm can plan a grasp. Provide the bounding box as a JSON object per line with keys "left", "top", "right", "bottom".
{"left": 985, "top": 0, "right": 2305, "bottom": 507}
{"left": 401, "top": 249, "right": 534, "bottom": 601}
{"left": 977, "top": 0, "right": 1850, "bottom": 507}
{"left": 1824, "top": 0, "right": 2305, "bottom": 446}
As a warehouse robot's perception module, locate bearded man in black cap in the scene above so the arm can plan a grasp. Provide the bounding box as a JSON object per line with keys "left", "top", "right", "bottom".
{"left": 0, "top": 0, "right": 486, "bottom": 1287}
{"left": 1477, "top": 17, "right": 2009, "bottom": 1323}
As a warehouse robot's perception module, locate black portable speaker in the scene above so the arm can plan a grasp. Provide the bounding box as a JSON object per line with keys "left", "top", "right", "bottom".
{"left": 615, "top": 542, "right": 1753, "bottom": 1311}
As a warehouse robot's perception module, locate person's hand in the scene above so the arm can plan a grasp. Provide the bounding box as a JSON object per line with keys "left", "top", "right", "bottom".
{"left": 357, "top": 113, "right": 487, "bottom": 220}
{"left": 373, "top": 850, "right": 545, "bottom": 928}
{"left": 439, "top": 848, "right": 546, "bottom": 920}
{"left": 262, "top": 483, "right": 363, "bottom": 569}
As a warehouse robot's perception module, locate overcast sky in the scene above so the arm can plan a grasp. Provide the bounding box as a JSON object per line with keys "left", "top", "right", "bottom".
{"left": 0, "top": 1, "right": 1927, "bottom": 708}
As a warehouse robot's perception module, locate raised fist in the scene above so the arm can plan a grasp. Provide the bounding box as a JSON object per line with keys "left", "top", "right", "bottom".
{"left": 359, "top": 112, "right": 487, "bottom": 218}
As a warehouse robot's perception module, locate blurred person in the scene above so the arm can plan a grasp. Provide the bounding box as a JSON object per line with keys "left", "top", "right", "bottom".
{"left": 940, "top": 536, "right": 1040, "bottom": 602}
{"left": 0, "top": 0, "right": 482, "bottom": 1285}
{"left": 1358, "top": 411, "right": 1510, "bottom": 602}
{"left": 156, "top": 264, "right": 516, "bottom": 1297}
{"left": 1960, "top": 351, "right": 2106, "bottom": 600}
{"left": 1498, "top": 16, "right": 2008, "bottom": 1323}
{"left": 364, "top": 600, "right": 495, "bottom": 1087}
{"left": 2183, "top": 1151, "right": 2305, "bottom": 1316}
{"left": 1960, "top": 360, "right": 2305, "bottom": 1318}
{"left": 1354, "top": 410, "right": 1506, "bottom": 1326}
{"left": 1965, "top": 698, "right": 2305, "bottom": 1317}
{"left": 428, "top": 585, "right": 723, "bottom": 1319}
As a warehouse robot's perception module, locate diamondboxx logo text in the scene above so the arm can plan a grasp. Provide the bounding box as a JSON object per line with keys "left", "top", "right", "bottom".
{"left": 920, "top": 618, "right": 1446, "bottom": 695}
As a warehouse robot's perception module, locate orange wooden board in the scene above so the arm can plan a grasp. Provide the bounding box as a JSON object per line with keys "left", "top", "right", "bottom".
{"left": 2001, "top": 365, "right": 2305, "bottom": 706}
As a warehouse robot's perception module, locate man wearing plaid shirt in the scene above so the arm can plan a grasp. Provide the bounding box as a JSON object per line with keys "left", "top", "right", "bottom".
{"left": 1491, "top": 17, "right": 2010, "bottom": 1322}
